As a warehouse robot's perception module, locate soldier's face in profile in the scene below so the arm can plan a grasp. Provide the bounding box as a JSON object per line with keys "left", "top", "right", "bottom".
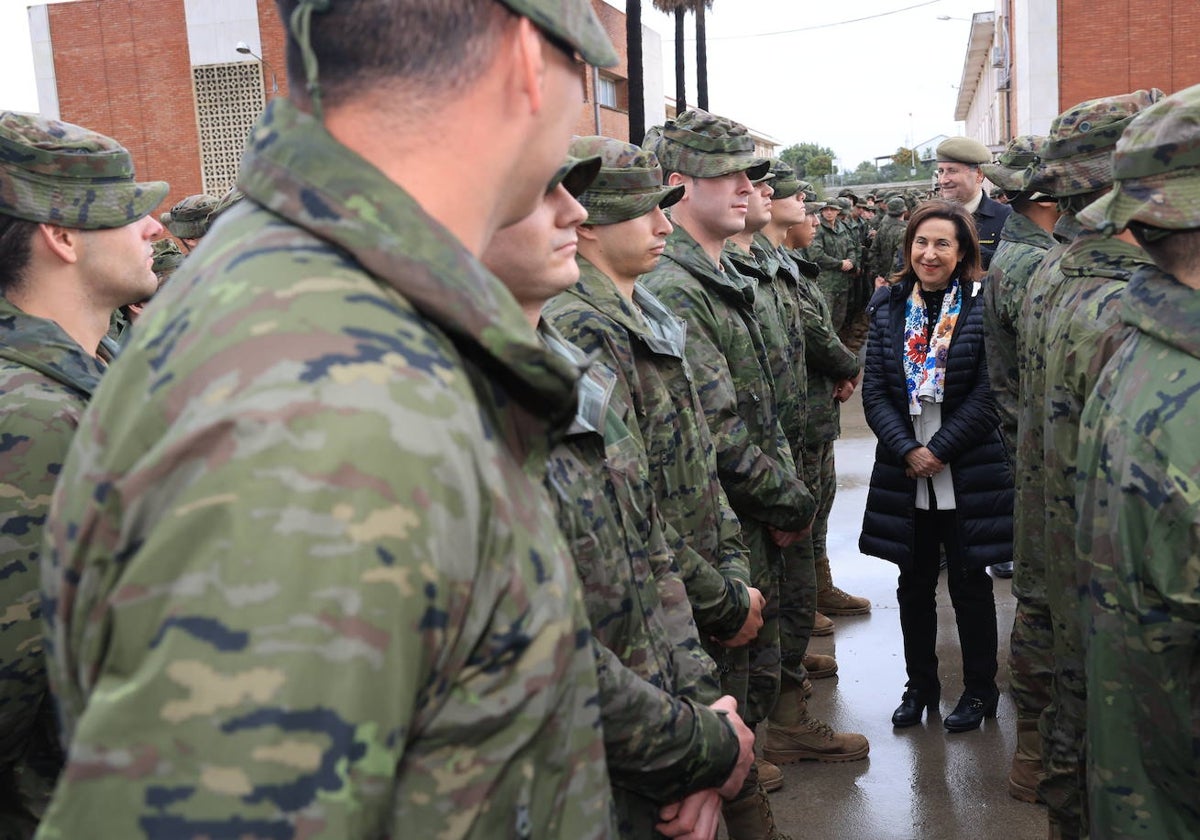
{"left": 745, "top": 181, "right": 774, "bottom": 232}
{"left": 677, "top": 170, "right": 754, "bottom": 240}
{"left": 77, "top": 213, "right": 165, "bottom": 308}
{"left": 483, "top": 184, "right": 588, "bottom": 310}
{"left": 587, "top": 205, "right": 673, "bottom": 279}
{"left": 771, "top": 192, "right": 807, "bottom": 228}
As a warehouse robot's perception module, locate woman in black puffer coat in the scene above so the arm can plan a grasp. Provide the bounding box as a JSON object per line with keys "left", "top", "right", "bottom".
{"left": 859, "top": 200, "right": 1013, "bottom": 733}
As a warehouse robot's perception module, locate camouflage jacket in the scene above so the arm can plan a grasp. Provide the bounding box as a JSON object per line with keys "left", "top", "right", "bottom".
{"left": 1012, "top": 212, "right": 1084, "bottom": 599}
{"left": 37, "top": 99, "right": 614, "bottom": 840}
{"left": 0, "top": 298, "right": 101, "bottom": 821}
{"left": 806, "top": 219, "right": 856, "bottom": 332}
{"left": 724, "top": 240, "right": 805, "bottom": 459}
{"left": 867, "top": 215, "right": 906, "bottom": 281}
{"left": 1075, "top": 264, "right": 1200, "bottom": 838}
{"left": 982, "top": 210, "right": 1056, "bottom": 465}
{"left": 642, "top": 225, "right": 813, "bottom": 545}
{"left": 541, "top": 328, "right": 736, "bottom": 837}
{"left": 543, "top": 261, "right": 752, "bottom": 642}
{"left": 1041, "top": 235, "right": 1152, "bottom": 569}
{"left": 787, "top": 254, "right": 861, "bottom": 444}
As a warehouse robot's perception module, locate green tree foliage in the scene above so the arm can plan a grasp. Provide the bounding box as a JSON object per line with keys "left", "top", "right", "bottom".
{"left": 779, "top": 142, "right": 837, "bottom": 179}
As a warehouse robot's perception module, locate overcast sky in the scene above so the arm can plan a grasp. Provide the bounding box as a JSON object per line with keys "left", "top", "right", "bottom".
{"left": 0, "top": 0, "right": 983, "bottom": 172}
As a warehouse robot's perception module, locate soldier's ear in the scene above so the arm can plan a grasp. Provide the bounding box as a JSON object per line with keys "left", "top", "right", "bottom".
{"left": 35, "top": 223, "right": 83, "bottom": 266}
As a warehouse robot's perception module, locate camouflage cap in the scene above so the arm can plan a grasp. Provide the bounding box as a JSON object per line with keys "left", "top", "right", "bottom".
{"left": 160, "top": 193, "right": 219, "bottom": 239}
{"left": 796, "top": 180, "right": 817, "bottom": 200}
{"left": 1077, "top": 84, "right": 1200, "bottom": 234}
{"left": 547, "top": 154, "right": 602, "bottom": 198}
{"left": 885, "top": 196, "right": 906, "bottom": 215}
{"left": 568, "top": 135, "right": 683, "bottom": 225}
{"left": 767, "top": 159, "right": 801, "bottom": 200}
{"left": 936, "top": 136, "right": 993, "bottom": 165}
{"left": 821, "top": 198, "right": 841, "bottom": 211}
{"left": 1030, "top": 89, "right": 1165, "bottom": 197}
{"left": 208, "top": 185, "right": 245, "bottom": 225}
{"left": 805, "top": 200, "right": 825, "bottom": 215}
{"left": 0, "top": 111, "right": 168, "bottom": 230}
{"left": 151, "top": 237, "right": 185, "bottom": 278}
{"left": 837, "top": 197, "right": 853, "bottom": 213}
{"left": 644, "top": 108, "right": 770, "bottom": 180}
{"left": 979, "top": 135, "right": 1044, "bottom": 192}
{"left": 496, "top": 0, "right": 618, "bottom": 67}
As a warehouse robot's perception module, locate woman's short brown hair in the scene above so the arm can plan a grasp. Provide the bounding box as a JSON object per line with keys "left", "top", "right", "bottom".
{"left": 892, "top": 199, "right": 983, "bottom": 286}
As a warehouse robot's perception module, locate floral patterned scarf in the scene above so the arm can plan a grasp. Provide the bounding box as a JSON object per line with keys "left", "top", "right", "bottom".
{"left": 903, "top": 278, "right": 962, "bottom": 415}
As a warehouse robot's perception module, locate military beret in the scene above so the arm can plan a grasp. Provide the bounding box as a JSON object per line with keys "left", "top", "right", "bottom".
{"left": 1077, "top": 83, "right": 1200, "bottom": 234}
{"left": 569, "top": 135, "right": 683, "bottom": 225}
{"left": 496, "top": 0, "right": 618, "bottom": 67}
{"left": 0, "top": 111, "right": 168, "bottom": 230}
{"left": 644, "top": 108, "right": 770, "bottom": 180}
{"left": 936, "top": 136, "right": 993, "bottom": 166}
{"left": 1029, "top": 89, "right": 1165, "bottom": 198}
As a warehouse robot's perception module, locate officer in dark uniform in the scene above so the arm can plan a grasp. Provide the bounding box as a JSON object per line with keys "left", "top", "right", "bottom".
{"left": 934, "top": 136, "right": 1012, "bottom": 269}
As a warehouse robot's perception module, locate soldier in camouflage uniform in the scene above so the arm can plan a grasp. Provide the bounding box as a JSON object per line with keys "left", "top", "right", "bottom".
{"left": 0, "top": 112, "right": 167, "bottom": 840}
{"left": 868, "top": 196, "right": 908, "bottom": 284}
{"left": 643, "top": 108, "right": 816, "bottom": 840}
{"left": 1009, "top": 89, "right": 1162, "bottom": 823}
{"left": 543, "top": 138, "right": 765, "bottom": 704}
{"left": 482, "top": 156, "right": 754, "bottom": 840}
{"left": 37, "top": 2, "right": 622, "bottom": 837}
{"left": 1073, "top": 83, "right": 1200, "bottom": 840}
{"left": 807, "top": 199, "right": 857, "bottom": 339}
{"left": 159, "top": 192, "right": 218, "bottom": 250}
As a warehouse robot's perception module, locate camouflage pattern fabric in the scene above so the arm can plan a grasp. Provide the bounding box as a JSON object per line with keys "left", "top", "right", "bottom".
{"left": 644, "top": 109, "right": 769, "bottom": 180}
{"left": 1075, "top": 264, "right": 1200, "bottom": 839}
{"left": 1038, "top": 234, "right": 1153, "bottom": 837}
{"left": 868, "top": 213, "right": 907, "bottom": 282}
{"left": 498, "top": 0, "right": 618, "bottom": 67}
{"left": 160, "top": 194, "right": 219, "bottom": 240}
{"left": 643, "top": 224, "right": 816, "bottom": 727}
{"left": 1008, "top": 212, "right": 1085, "bottom": 749}
{"left": 540, "top": 327, "right": 738, "bottom": 839}
{"left": 37, "top": 99, "right": 614, "bottom": 840}
{"left": 543, "top": 260, "right": 753, "bottom": 646}
{"left": 806, "top": 217, "right": 857, "bottom": 335}
{"left": 0, "top": 297, "right": 103, "bottom": 838}
{"left": 982, "top": 210, "right": 1056, "bottom": 465}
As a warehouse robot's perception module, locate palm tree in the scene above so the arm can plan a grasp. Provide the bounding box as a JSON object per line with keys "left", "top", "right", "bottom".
{"left": 652, "top": 0, "right": 689, "bottom": 113}
{"left": 626, "top": 0, "right": 645, "bottom": 143}
{"left": 695, "top": 0, "right": 712, "bottom": 111}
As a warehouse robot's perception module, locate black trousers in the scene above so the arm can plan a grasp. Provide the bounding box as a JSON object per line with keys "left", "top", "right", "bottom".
{"left": 897, "top": 509, "right": 998, "bottom": 697}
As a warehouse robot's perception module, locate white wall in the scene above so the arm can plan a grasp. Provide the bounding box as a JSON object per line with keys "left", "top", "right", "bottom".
{"left": 1013, "top": 0, "right": 1059, "bottom": 134}
{"left": 641, "top": 23, "right": 665, "bottom": 137}
{"left": 29, "top": 4, "right": 59, "bottom": 119}
{"left": 184, "top": 0, "right": 261, "bottom": 66}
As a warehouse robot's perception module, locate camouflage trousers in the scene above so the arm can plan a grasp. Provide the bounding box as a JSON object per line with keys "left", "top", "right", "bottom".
{"left": 807, "top": 440, "right": 838, "bottom": 589}
{"left": 726, "top": 521, "right": 781, "bottom": 730}
{"left": 1038, "top": 516, "right": 1089, "bottom": 837}
{"left": 1008, "top": 551, "right": 1054, "bottom": 737}
{"left": 777, "top": 443, "right": 825, "bottom": 691}
{"left": 838, "top": 311, "right": 870, "bottom": 356}
{"left": 817, "top": 273, "right": 849, "bottom": 340}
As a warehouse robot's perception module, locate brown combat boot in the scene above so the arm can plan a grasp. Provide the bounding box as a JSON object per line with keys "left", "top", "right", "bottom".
{"left": 815, "top": 554, "right": 871, "bottom": 615}
{"left": 765, "top": 687, "right": 869, "bottom": 764}
{"left": 803, "top": 652, "right": 838, "bottom": 679}
{"left": 722, "top": 783, "right": 793, "bottom": 840}
{"left": 755, "top": 758, "right": 783, "bottom": 793}
{"left": 812, "top": 611, "right": 835, "bottom": 636}
{"left": 1009, "top": 719, "right": 1046, "bottom": 803}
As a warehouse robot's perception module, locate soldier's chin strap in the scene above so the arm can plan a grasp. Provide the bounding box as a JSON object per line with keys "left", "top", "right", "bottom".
{"left": 290, "top": 0, "right": 332, "bottom": 121}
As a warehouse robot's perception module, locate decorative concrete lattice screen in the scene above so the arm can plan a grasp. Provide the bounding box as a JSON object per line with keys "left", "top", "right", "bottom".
{"left": 193, "top": 61, "right": 264, "bottom": 196}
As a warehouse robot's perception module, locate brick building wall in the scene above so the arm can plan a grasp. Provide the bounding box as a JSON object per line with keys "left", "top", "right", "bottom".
{"left": 1058, "top": 0, "right": 1200, "bottom": 111}
{"left": 575, "top": 0, "right": 631, "bottom": 142}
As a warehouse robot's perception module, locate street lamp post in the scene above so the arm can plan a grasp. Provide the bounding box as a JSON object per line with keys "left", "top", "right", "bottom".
{"left": 235, "top": 41, "right": 279, "bottom": 97}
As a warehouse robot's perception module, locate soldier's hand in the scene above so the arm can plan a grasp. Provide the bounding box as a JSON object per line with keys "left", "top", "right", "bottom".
{"left": 656, "top": 789, "right": 721, "bottom": 840}
{"left": 720, "top": 584, "right": 764, "bottom": 647}
{"left": 833, "top": 378, "right": 856, "bottom": 403}
{"left": 769, "top": 526, "right": 809, "bottom": 547}
{"left": 874, "top": 275, "right": 888, "bottom": 289}
{"left": 841, "top": 259, "right": 854, "bottom": 272}
{"left": 711, "top": 695, "right": 755, "bottom": 799}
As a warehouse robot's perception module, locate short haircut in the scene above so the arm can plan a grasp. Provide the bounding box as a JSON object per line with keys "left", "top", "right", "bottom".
{"left": 0, "top": 216, "right": 38, "bottom": 297}
{"left": 274, "top": 0, "right": 511, "bottom": 106}
{"left": 1130, "top": 225, "right": 1200, "bottom": 281}
{"left": 893, "top": 199, "right": 983, "bottom": 286}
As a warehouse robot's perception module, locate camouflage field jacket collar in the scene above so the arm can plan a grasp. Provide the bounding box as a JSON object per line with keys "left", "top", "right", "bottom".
{"left": 1060, "top": 233, "right": 1154, "bottom": 282}
{"left": 1122, "top": 264, "right": 1200, "bottom": 361}
{"left": 0, "top": 296, "right": 104, "bottom": 399}
{"left": 239, "top": 99, "right": 580, "bottom": 417}
{"left": 662, "top": 224, "right": 756, "bottom": 309}
{"left": 723, "top": 240, "right": 770, "bottom": 283}
{"left": 570, "top": 259, "right": 687, "bottom": 359}
{"left": 1053, "top": 212, "right": 1085, "bottom": 245}
{"left": 999, "top": 210, "right": 1055, "bottom": 250}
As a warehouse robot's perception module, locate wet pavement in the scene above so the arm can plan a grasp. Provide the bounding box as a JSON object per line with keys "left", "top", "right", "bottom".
{"left": 758, "top": 389, "right": 1047, "bottom": 840}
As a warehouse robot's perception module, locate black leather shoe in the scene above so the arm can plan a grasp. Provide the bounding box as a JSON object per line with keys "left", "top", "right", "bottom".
{"left": 892, "top": 688, "right": 938, "bottom": 727}
{"left": 991, "top": 561, "right": 1015, "bottom": 578}
{"left": 944, "top": 688, "right": 1000, "bottom": 732}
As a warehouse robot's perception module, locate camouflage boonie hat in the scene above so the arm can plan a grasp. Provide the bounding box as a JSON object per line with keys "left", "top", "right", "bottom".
{"left": 885, "top": 196, "right": 906, "bottom": 215}
{"left": 547, "top": 154, "right": 602, "bottom": 198}
{"left": 208, "top": 185, "right": 245, "bottom": 225}
{"left": 645, "top": 108, "right": 770, "bottom": 180}
{"left": 1077, "top": 84, "right": 1200, "bottom": 234}
{"left": 837, "top": 197, "right": 853, "bottom": 214}
{"left": 980, "top": 135, "right": 1044, "bottom": 192}
{"left": 151, "top": 238, "right": 185, "bottom": 278}
{"left": 804, "top": 200, "right": 824, "bottom": 215}
{"left": 767, "top": 159, "right": 801, "bottom": 200}
{"left": 0, "top": 111, "right": 168, "bottom": 230}
{"left": 160, "top": 193, "right": 219, "bottom": 239}
{"left": 1030, "top": 89, "right": 1165, "bottom": 197}
{"left": 796, "top": 180, "right": 817, "bottom": 200}
{"left": 568, "top": 136, "right": 683, "bottom": 225}
{"left": 496, "top": 0, "right": 618, "bottom": 67}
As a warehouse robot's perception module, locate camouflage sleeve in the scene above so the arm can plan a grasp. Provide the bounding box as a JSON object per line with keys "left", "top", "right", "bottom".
{"left": 643, "top": 508, "right": 722, "bottom": 704}
{"left": 805, "top": 228, "right": 843, "bottom": 272}
{"left": 982, "top": 264, "right": 1019, "bottom": 461}
{"left": 798, "top": 286, "right": 860, "bottom": 382}
{"left": 0, "top": 381, "right": 78, "bottom": 790}
{"left": 660, "top": 515, "right": 750, "bottom": 645}
{"left": 651, "top": 282, "right": 815, "bottom": 532}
